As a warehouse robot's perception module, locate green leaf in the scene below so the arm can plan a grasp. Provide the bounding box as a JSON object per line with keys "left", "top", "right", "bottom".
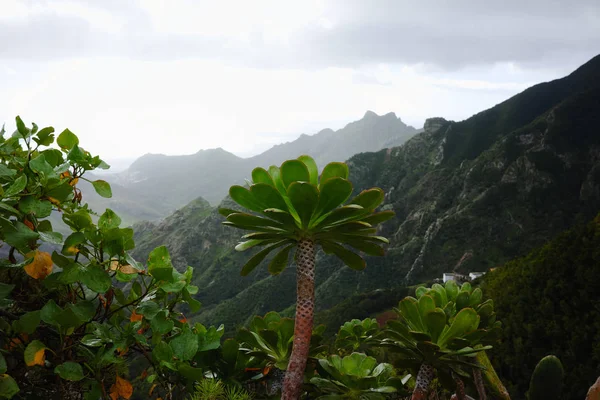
{"left": 54, "top": 362, "right": 84, "bottom": 381}
{"left": 321, "top": 241, "right": 365, "bottom": 271}
{"left": 170, "top": 329, "right": 198, "bottom": 361}
{"left": 35, "top": 127, "right": 55, "bottom": 146}
{"left": 39, "top": 231, "right": 63, "bottom": 245}
{"left": 230, "top": 185, "right": 266, "bottom": 213}
{"left": 24, "top": 340, "right": 46, "bottom": 366}
{"left": 70, "top": 301, "right": 96, "bottom": 322}
{"left": 197, "top": 325, "right": 224, "bottom": 351}
{"left": 81, "top": 264, "right": 111, "bottom": 293}
{"left": 227, "top": 213, "right": 282, "bottom": 229}
{"left": 3, "top": 175, "right": 27, "bottom": 198}
{"left": 344, "top": 238, "right": 385, "bottom": 256}
{"left": 40, "top": 300, "right": 62, "bottom": 326}
{"left": 0, "top": 202, "right": 20, "bottom": 217}
{"left": 19, "top": 197, "right": 52, "bottom": 218}
{"left": 148, "top": 246, "right": 174, "bottom": 282}
{"left": 0, "top": 283, "right": 15, "bottom": 301}
{"left": 1, "top": 220, "right": 39, "bottom": 249}
{"left": 15, "top": 116, "right": 29, "bottom": 136}
{"left": 444, "top": 280, "right": 459, "bottom": 302}
{"left": 250, "top": 183, "right": 288, "bottom": 212}
{"left": 398, "top": 297, "right": 425, "bottom": 332}
{"left": 361, "top": 210, "right": 396, "bottom": 226}
{"left": 183, "top": 288, "right": 201, "bottom": 313}
{"left": 320, "top": 162, "right": 349, "bottom": 186}
{"left": 177, "top": 364, "right": 204, "bottom": 381}
{"left": 251, "top": 167, "right": 274, "bottom": 185}
{"left": 57, "top": 129, "right": 79, "bottom": 150}
{"left": 281, "top": 159, "right": 309, "bottom": 188}
{"left": 152, "top": 341, "right": 173, "bottom": 363}
{"left": 240, "top": 241, "right": 288, "bottom": 276}
{"left": 269, "top": 165, "right": 288, "bottom": 194}
{"left": 268, "top": 244, "right": 294, "bottom": 275}
{"left": 438, "top": 308, "right": 480, "bottom": 348}
{"left": 312, "top": 177, "right": 353, "bottom": 222}
{"left": 0, "top": 374, "right": 19, "bottom": 399}
{"left": 350, "top": 188, "right": 385, "bottom": 210}
{"left": 424, "top": 308, "right": 447, "bottom": 343}
{"left": 91, "top": 180, "right": 112, "bottom": 198}
{"left": 287, "top": 182, "right": 318, "bottom": 228}
{"left": 98, "top": 209, "right": 121, "bottom": 230}
{"left": 137, "top": 301, "right": 161, "bottom": 319}
{"left": 29, "top": 154, "right": 55, "bottom": 178}
{"left": 151, "top": 311, "right": 174, "bottom": 335}
{"left": 62, "top": 209, "right": 93, "bottom": 231}
{"left": 0, "top": 164, "right": 16, "bottom": 179}
{"left": 13, "top": 311, "right": 41, "bottom": 335}
{"left": 298, "top": 155, "right": 318, "bottom": 185}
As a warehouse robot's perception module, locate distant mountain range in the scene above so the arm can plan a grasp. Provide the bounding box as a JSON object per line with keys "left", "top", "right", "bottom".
{"left": 129, "top": 54, "right": 600, "bottom": 332}
{"left": 81, "top": 111, "right": 418, "bottom": 224}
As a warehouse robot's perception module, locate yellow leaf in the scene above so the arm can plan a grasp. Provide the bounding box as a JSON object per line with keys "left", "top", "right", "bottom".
{"left": 24, "top": 250, "right": 53, "bottom": 280}
{"left": 119, "top": 264, "right": 140, "bottom": 274}
{"left": 130, "top": 310, "right": 143, "bottom": 323}
{"left": 110, "top": 261, "right": 139, "bottom": 275}
{"left": 69, "top": 177, "right": 79, "bottom": 186}
{"left": 110, "top": 376, "right": 133, "bottom": 400}
{"left": 148, "top": 383, "right": 157, "bottom": 396}
{"left": 24, "top": 340, "right": 46, "bottom": 366}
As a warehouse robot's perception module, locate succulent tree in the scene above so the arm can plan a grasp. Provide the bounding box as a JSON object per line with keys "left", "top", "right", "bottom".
{"left": 381, "top": 281, "right": 498, "bottom": 400}
{"left": 335, "top": 318, "right": 381, "bottom": 356}
{"left": 220, "top": 155, "right": 394, "bottom": 399}
{"left": 311, "top": 352, "right": 409, "bottom": 399}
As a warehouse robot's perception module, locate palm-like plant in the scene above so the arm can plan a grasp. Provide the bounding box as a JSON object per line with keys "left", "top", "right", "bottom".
{"left": 220, "top": 155, "right": 394, "bottom": 399}
{"left": 311, "top": 353, "right": 409, "bottom": 399}
{"left": 381, "top": 282, "right": 494, "bottom": 400}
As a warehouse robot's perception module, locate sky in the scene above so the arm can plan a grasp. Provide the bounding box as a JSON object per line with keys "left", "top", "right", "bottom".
{"left": 1, "top": 0, "right": 599, "bottom": 169}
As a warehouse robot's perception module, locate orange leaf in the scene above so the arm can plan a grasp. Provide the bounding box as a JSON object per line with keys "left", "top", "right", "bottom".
{"left": 140, "top": 369, "right": 148, "bottom": 380}
{"left": 110, "top": 376, "right": 133, "bottom": 400}
{"left": 24, "top": 250, "right": 53, "bottom": 280}
{"left": 69, "top": 177, "right": 79, "bottom": 186}
{"left": 148, "top": 383, "right": 157, "bottom": 396}
{"left": 23, "top": 220, "right": 35, "bottom": 230}
{"left": 130, "top": 310, "right": 143, "bottom": 323}
{"left": 117, "top": 347, "right": 129, "bottom": 356}
{"left": 136, "top": 327, "right": 146, "bottom": 335}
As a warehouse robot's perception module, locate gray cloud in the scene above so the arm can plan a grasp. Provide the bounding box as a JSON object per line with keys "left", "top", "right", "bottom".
{"left": 1, "top": 0, "right": 598, "bottom": 71}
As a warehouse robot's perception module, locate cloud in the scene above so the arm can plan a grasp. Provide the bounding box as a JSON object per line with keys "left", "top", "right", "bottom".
{"left": 1, "top": 0, "right": 598, "bottom": 71}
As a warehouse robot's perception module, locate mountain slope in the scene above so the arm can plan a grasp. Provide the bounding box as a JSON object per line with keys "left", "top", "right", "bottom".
{"left": 483, "top": 215, "right": 600, "bottom": 400}
{"left": 131, "top": 54, "right": 600, "bottom": 331}
{"left": 84, "top": 112, "right": 417, "bottom": 222}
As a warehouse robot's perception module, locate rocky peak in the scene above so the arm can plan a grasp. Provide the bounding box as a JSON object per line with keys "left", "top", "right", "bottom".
{"left": 423, "top": 117, "right": 448, "bottom": 133}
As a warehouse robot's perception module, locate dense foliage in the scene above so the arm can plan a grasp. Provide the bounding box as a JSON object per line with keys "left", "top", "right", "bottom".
{"left": 483, "top": 215, "right": 600, "bottom": 400}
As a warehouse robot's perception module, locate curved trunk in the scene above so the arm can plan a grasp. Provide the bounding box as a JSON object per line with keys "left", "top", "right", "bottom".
{"left": 282, "top": 239, "right": 315, "bottom": 400}
{"left": 476, "top": 352, "right": 511, "bottom": 400}
{"left": 473, "top": 367, "right": 487, "bottom": 400}
{"left": 412, "top": 363, "right": 435, "bottom": 400}
{"left": 453, "top": 373, "right": 466, "bottom": 400}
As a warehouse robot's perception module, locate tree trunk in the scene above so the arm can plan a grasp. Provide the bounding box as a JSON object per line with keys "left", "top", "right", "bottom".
{"left": 412, "top": 364, "right": 435, "bottom": 400}
{"left": 282, "top": 239, "right": 316, "bottom": 400}
{"left": 473, "top": 367, "right": 487, "bottom": 400}
{"left": 453, "top": 373, "right": 466, "bottom": 400}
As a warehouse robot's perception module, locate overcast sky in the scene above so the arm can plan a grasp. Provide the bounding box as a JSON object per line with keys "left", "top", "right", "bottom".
{"left": 1, "top": 0, "right": 598, "bottom": 167}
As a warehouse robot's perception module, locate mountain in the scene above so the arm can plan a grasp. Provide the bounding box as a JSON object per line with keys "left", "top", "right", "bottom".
{"left": 131, "top": 54, "right": 600, "bottom": 332}
{"left": 483, "top": 215, "right": 600, "bottom": 400}
{"left": 84, "top": 112, "right": 418, "bottom": 224}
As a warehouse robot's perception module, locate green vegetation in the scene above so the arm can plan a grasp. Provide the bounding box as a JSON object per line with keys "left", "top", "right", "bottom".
{"left": 483, "top": 215, "right": 600, "bottom": 400}
{"left": 527, "top": 355, "right": 564, "bottom": 400}
{"left": 220, "top": 155, "right": 394, "bottom": 399}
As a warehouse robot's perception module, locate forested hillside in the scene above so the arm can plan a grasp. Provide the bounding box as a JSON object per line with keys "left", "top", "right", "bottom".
{"left": 483, "top": 215, "right": 600, "bottom": 400}
{"left": 131, "top": 55, "right": 600, "bottom": 331}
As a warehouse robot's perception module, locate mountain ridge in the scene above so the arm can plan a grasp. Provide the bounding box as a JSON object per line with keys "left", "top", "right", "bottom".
{"left": 129, "top": 53, "right": 600, "bottom": 332}
{"left": 83, "top": 111, "right": 419, "bottom": 223}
